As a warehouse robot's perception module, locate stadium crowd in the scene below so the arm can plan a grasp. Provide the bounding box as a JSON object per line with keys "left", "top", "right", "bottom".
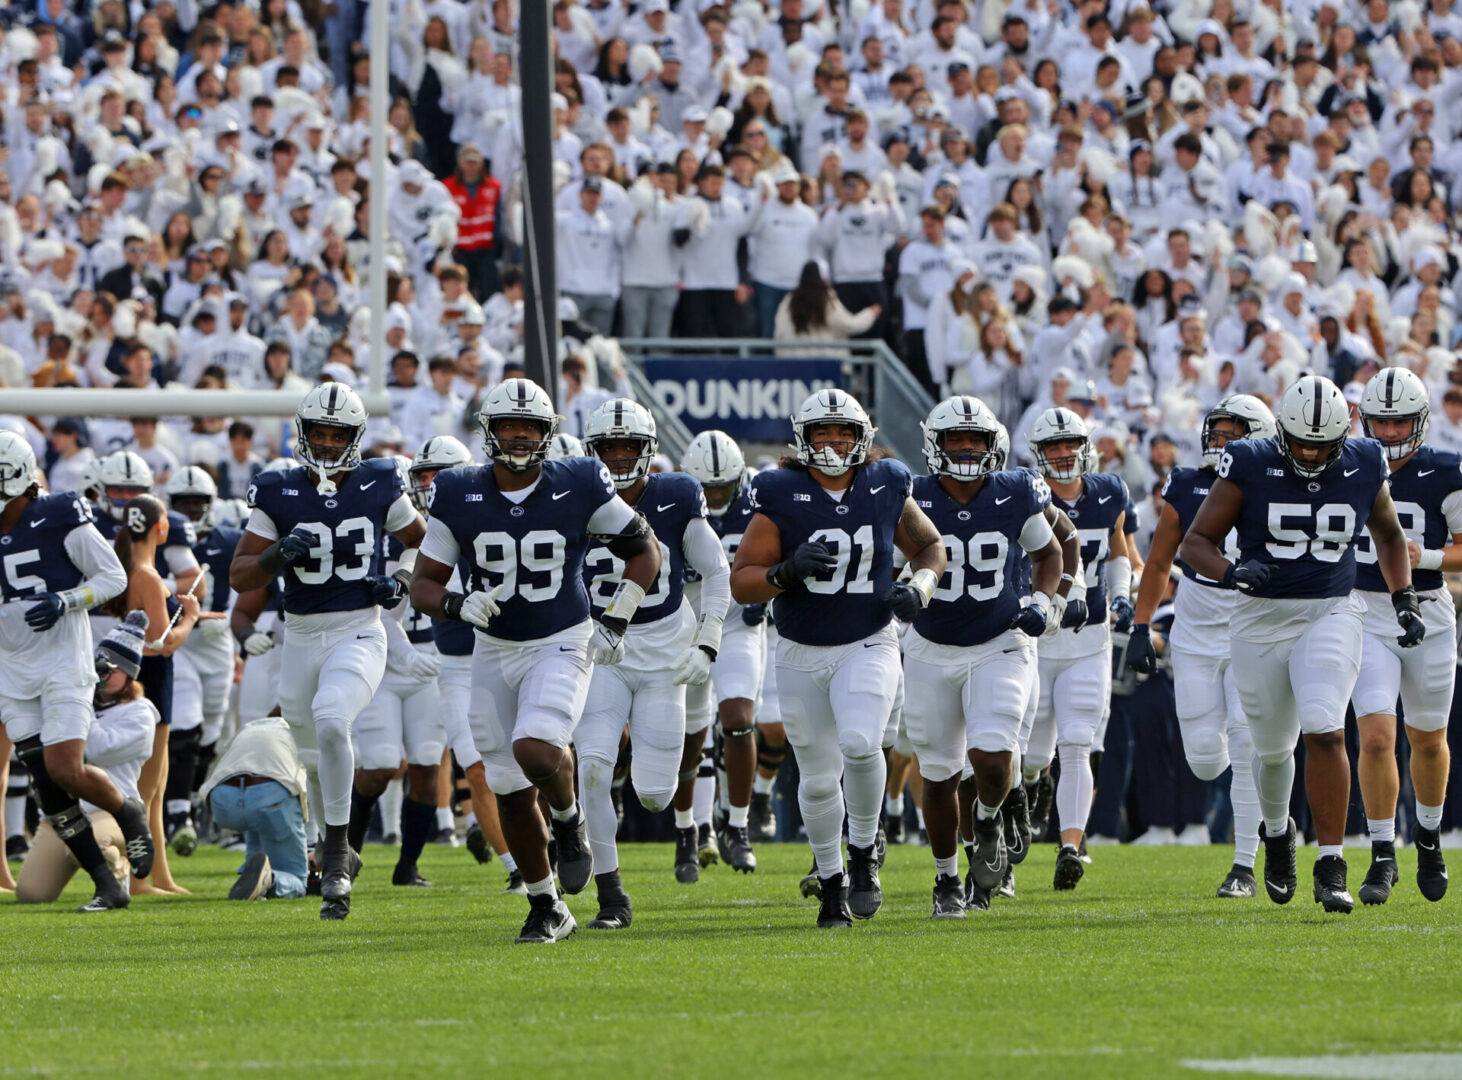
{"left": 9, "top": 0, "right": 1462, "bottom": 899}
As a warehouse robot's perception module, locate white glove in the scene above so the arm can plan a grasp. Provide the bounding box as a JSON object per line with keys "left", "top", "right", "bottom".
{"left": 460, "top": 583, "right": 505, "bottom": 629}
{"left": 243, "top": 631, "right": 274, "bottom": 656}
{"left": 671, "top": 645, "right": 712, "bottom": 686}
{"left": 587, "top": 619, "right": 626, "bottom": 665}
{"left": 197, "top": 617, "right": 230, "bottom": 643}
{"left": 1045, "top": 593, "right": 1067, "bottom": 638}
{"left": 405, "top": 649, "right": 442, "bottom": 681}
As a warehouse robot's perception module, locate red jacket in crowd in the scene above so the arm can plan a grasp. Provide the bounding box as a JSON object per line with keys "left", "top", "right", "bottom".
{"left": 443, "top": 174, "right": 502, "bottom": 251}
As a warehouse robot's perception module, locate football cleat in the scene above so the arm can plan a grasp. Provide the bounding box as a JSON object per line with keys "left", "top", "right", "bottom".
{"left": 846, "top": 843, "right": 883, "bottom": 919}
{"left": 997, "top": 865, "right": 1016, "bottom": 900}
{"left": 674, "top": 826, "right": 700, "bottom": 884}
{"left": 1413, "top": 824, "right": 1450, "bottom": 902}
{"left": 1312, "top": 854, "right": 1354, "bottom": 914}
{"left": 434, "top": 826, "right": 460, "bottom": 848}
{"left": 931, "top": 873, "right": 967, "bottom": 919}
{"left": 1259, "top": 818, "right": 1298, "bottom": 905}
{"left": 78, "top": 873, "right": 131, "bottom": 913}
{"left": 971, "top": 813, "right": 1008, "bottom": 891}
{"left": 113, "top": 797, "right": 155, "bottom": 879}
{"left": 464, "top": 823, "right": 494, "bottom": 865}
{"left": 816, "top": 874, "right": 853, "bottom": 928}
{"left": 696, "top": 823, "right": 719, "bottom": 868}
{"left": 503, "top": 869, "right": 528, "bottom": 895}
{"left": 799, "top": 860, "right": 822, "bottom": 899}
{"left": 749, "top": 791, "right": 777, "bottom": 842}
{"left": 884, "top": 811, "right": 905, "bottom": 846}
{"left": 391, "top": 862, "right": 432, "bottom": 887}
{"left": 515, "top": 891, "right": 577, "bottom": 944}
{"left": 1028, "top": 774, "right": 1054, "bottom": 842}
{"left": 6, "top": 834, "right": 30, "bottom": 861}
{"left": 964, "top": 870, "right": 991, "bottom": 911}
{"left": 229, "top": 853, "right": 273, "bottom": 900}
{"left": 1358, "top": 842, "right": 1397, "bottom": 906}
{"left": 168, "top": 815, "right": 198, "bottom": 858}
{"left": 875, "top": 819, "right": 888, "bottom": 867}
{"left": 319, "top": 843, "right": 363, "bottom": 921}
{"left": 1001, "top": 783, "right": 1031, "bottom": 864}
{"left": 716, "top": 824, "right": 757, "bottom": 873}
{"left": 587, "top": 871, "right": 633, "bottom": 930}
{"left": 1053, "top": 844, "right": 1084, "bottom": 891}
{"left": 1216, "top": 864, "right": 1257, "bottom": 899}
{"left": 550, "top": 810, "right": 593, "bottom": 895}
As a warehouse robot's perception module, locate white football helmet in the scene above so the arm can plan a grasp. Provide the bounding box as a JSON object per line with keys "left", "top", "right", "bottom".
{"left": 409, "top": 434, "right": 474, "bottom": 511}
{"left": 991, "top": 421, "right": 1011, "bottom": 471}
{"left": 165, "top": 465, "right": 218, "bottom": 533}
{"left": 922, "top": 396, "right": 1001, "bottom": 479}
{"left": 1276, "top": 374, "right": 1349, "bottom": 479}
{"left": 76, "top": 456, "right": 106, "bottom": 506}
{"left": 1360, "top": 367, "right": 1429, "bottom": 461}
{"left": 791, "top": 389, "right": 874, "bottom": 476}
{"left": 681, "top": 430, "right": 745, "bottom": 515}
{"left": 213, "top": 497, "right": 249, "bottom": 529}
{"left": 479, "top": 377, "right": 560, "bottom": 471}
{"left": 584, "top": 398, "right": 658, "bottom": 490}
{"left": 98, "top": 450, "right": 155, "bottom": 521}
{"left": 261, "top": 457, "right": 293, "bottom": 473}
{"left": 1028, "top": 407, "right": 1091, "bottom": 481}
{"left": 0, "top": 430, "right": 37, "bottom": 512}
{"left": 1202, "top": 394, "right": 1277, "bottom": 466}
{"left": 547, "top": 433, "right": 585, "bottom": 460}
{"left": 295, "top": 383, "right": 368, "bottom": 483}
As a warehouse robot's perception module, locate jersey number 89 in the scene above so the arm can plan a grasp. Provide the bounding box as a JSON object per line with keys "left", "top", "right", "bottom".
{"left": 934, "top": 532, "right": 1008, "bottom": 601}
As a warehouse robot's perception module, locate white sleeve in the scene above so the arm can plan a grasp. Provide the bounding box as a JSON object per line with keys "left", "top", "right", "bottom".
{"left": 164, "top": 544, "right": 200, "bottom": 576}
{"left": 1105, "top": 554, "right": 1132, "bottom": 601}
{"left": 385, "top": 494, "right": 419, "bottom": 534}
{"left": 586, "top": 494, "right": 638, "bottom": 537}
{"left": 419, "top": 515, "right": 461, "bottom": 567}
{"left": 1017, "top": 511, "right": 1054, "bottom": 554}
{"left": 245, "top": 506, "right": 279, "bottom": 541}
{"left": 85, "top": 700, "right": 157, "bottom": 769}
{"left": 62, "top": 524, "right": 128, "bottom": 609}
{"left": 1442, "top": 488, "right": 1462, "bottom": 534}
{"left": 681, "top": 516, "right": 730, "bottom": 623}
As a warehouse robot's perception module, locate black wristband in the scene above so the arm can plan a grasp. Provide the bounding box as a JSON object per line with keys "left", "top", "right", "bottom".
{"left": 442, "top": 592, "right": 466, "bottom": 620}
{"left": 234, "top": 625, "right": 258, "bottom": 649}
{"left": 258, "top": 541, "right": 287, "bottom": 574}
{"left": 1392, "top": 586, "right": 1420, "bottom": 615}
{"left": 766, "top": 561, "right": 795, "bottom": 591}
{"left": 697, "top": 643, "right": 718, "bottom": 662}
{"left": 599, "top": 614, "right": 628, "bottom": 636}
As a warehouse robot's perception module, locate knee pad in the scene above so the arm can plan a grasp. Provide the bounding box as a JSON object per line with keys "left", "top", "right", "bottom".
{"left": 755, "top": 728, "right": 786, "bottom": 770}
{"left": 578, "top": 753, "right": 615, "bottom": 793}
{"left": 678, "top": 765, "right": 699, "bottom": 785}
{"left": 1056, "top": 724, "right": 1096, "bottom": 753}
{"left": 800, "top": 771, "right": 842, "bottom": 804}
{"left": 169, "top": 726, "right": 203, "bottom": 754}
{"left": 14, "top": 734, "right": 43, "bottom": 770}
{"left": 1182, "top": 724, "right": 1229, "bottom": 780}
{"left": 637, "top": 787, "right": 676, "bottom": 814}
{"left": 837, "top": 727, "right": 881, "bottom": 761}
{"left": 47, "top": 800, "right": 92, "bottom": 841}
{"left": 1256, "top": 747, "right": 1293, "bottom": 769}
{"left": 315, "top": 713, "right": 352, "bottom": 755}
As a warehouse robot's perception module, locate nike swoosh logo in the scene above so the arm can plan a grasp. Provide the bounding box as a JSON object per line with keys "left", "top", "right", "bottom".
{"left": 1419, "top": 470, "right": 1435, "bottom": 477}
{"left": 360, "top": 481, "right": 376, "bottom": 490}
{"left": 1344, "top": 469, "right": 1359, "bottom": 477}
{"left": 356, "top": 634, "right": 373, "bottom": 640}
{"left": 28, "top": 519, "right": 44, "bottom": 528}
{"left": 1098, "top": 496, "right": 1112, "bottom": 504}
{"left": 1266, "top": 880, "right": 1292, "bottom": 896}
{"left": 870, "top": 486, "right": 885, "bottom": 494}
{"left": 552, "top": 492, "right": 570, "bottom": 500}
{"left": 995, "top": 496, "right": 1011, "bottom": 505}
{"left": 863, "top": 642, "right": 880, "bottom": 648}
{"left": 559, "top": 646, "right": 577, "bottom": 652}
{"left": 657, "top": 503, "right": 675, "bottom": 512}
{"left": 1417, "top": 839, "right": 1437, "bottom": 851}
{"left": 1375, "top": 858, "right": 1393, "bottom": 864}
{"left": 205, "top": 548, "right": 221, "bottom": 556}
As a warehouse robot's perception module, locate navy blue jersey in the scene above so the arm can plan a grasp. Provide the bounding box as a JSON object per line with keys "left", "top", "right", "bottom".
{"left": 686, "top": 487, "right": 755, "bottom": 584}
{"left": 1218, "top": 436, "right": 1388, "bottom": 599}
{"left": 1355, "top": 445, "right": 1462, "bottom": 594}
{"left": 429, "top": 457, "right": 618, "bottom": 642}
{"left": 748, "top": 458, "right": 912, "bottom": 646}
{"left": 386, "top": 534, "right": 435, "bottom": 643}
{"left": 584, "top": 471, "right": 706, "bottom": 626}
{"left": 247, "top": 457, "right": 404, "bottom": 616}
{"left": 0, "top": 492, "right": 93, "bottom": 601}
{"left": 194, "top": 525, "right": 242, "bottom": 612}
{"left": 1162, "top": 466, "right": 1229, "bottom": 589}
{"left": 911, "top": 469, "right": 1051, "bottom": 646}
{"left": 1050, "top": 471, "right": 1129, "bottom": 626}
{"left": 93, "top": 506, "right": 197, "bottom": 578}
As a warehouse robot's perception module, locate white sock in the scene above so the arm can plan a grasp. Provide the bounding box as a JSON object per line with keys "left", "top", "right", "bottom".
{"left": 1417, "top": 802, "right": 1444, "bottom": 831}
{"left": 692, "top": 774, "right": 714, "bottom": 827}
{"left": 752, "top": 773, "right": 775, "bottom": 795}
{"left": 915, "top": 807, "right": 925, "bottom": 830}
{"left": 435, "top": 806, "right": 453, "bottom": 831}
{"left": 1367, "top": 817, "right": 1396, "bottom": 844}
{"left": 578, "top": 757, "right": 620, "bottom": 875}
{"left": 500, "top": 852, "right": 518, "bottom": 875}
{"left": 465, "top": 811, "right": 478, "bottom": 829}
{"left": 728, "top": 804, "right": 749, "bottom": 828}
{"left": 379, "top": 777, "right": 404, "bottom": 837}
{"left": 1318, "top": 843, "right": 1343, "bottom": 860}
{"left": 6, "top": 796, "right": 25, "bottom": 837}
{"left": 165, "top": 799, "right": 190, "bottom": 817}
{"left": 1055, "top": 744, "right": 1093, "bottom": 835}
{"left": 1228, "top": 725, "right": 1261, "bottom": 869}
{"left": 549, "top": 800, "right": 578, "bottom": 823}
{"left": 674, "top": 808, "right": 694, "bottom": 830}
{"left": 885, "top": 793, "right": 904, "bottom": 817}
{"left": 525, "top": 876, "right": 556, "bottom": 897}
{"left": 934, "top": 853, "right": 959, "bottom": 879}
{"left": 976, "top": 799, "right": 1000, "bottom": 821}
{"left": 843, "top": 752, "right": 887, "bottom": 850}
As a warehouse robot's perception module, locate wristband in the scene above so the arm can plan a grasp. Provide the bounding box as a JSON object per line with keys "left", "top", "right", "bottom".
{"left": 234, "top": 624, "right": 258, "bottom": 649}
{"left": 1418, "top": 549, "right": 1444, "bottom": 572}
{"left": 604, "top": 578, "right": 647, "bottom": 623}
{"left": 693, "top": 613, "right": 723, "bottom": 660}
{"left": 767, "top": 561, "right": 797, "bottom": 591}
{"left": 259, "top": 541, "right": 287, "bottom": 574}
{"left": 909, "top": 567, "right": 938, "bottom": 606}
{"left": 441, "top": 592, "right": 466, "bottom": 621}
{"left": 57, "top": 586, "right": 96, "bottom": 614}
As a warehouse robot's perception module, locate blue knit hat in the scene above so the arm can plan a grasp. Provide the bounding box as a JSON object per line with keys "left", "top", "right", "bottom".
{"left": 97, "top": 610, "right": 149, "bottom": 678}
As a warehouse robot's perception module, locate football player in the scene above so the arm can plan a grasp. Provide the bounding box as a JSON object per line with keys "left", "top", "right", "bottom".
{"left": 903, "top": 397, "right": 1067, "bottom": 919}
{"left": 577, "top": 401, "right": 730, "bottom": 928}
{"left": 0, "top": 431, "right": 151, "bottom": 911}
{"left": 410, "top": 379, "right": 661, "bottom": 945}
{"left": 230, "top": 384, "right": 429, "bottom": 920}
{"left": 731, "top": 389, "right": 946, "bottom": 928}
{"left": 1350, "top": 368, "right": 1459, "bottom": 903}
{"left": 1127, "top": 395, "right": 1276, "bottom": 899}
{"left": 1181, "top": 375, "right": 1421, "bottom": 914}
{"left": 1023, "top": 407, "right": 1133, "bottom": 892}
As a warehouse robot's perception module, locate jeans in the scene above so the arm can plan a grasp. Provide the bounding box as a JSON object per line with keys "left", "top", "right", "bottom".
{"left": 209, "top": 779, "right": 309, "bottom": 898}
{"left": 752, "top": 281, "right": 788, "bottom": 339}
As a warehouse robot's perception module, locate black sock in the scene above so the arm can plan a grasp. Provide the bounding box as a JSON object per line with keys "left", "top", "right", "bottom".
{"left": 348, "top": 789, "right": 379, "bottom": 854}
{"left": 398, "top": 798, "right": 434, "bottom": 870}
{"left": 59, "top": 817, "right": 112, "bottom": 879}
{"left": 596, "top": 868, "right": 623, "bottom": 897}
{"left": 166, "top": 728, "right": 201, "bottom": 810}
{"left": 193, "top": 741, "right": 217, "bottom": 792}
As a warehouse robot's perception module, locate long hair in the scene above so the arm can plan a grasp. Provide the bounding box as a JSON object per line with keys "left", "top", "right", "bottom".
{"left": 104, "top": 494, "right": 166, "bottom": 617}
{"left": 786, "top": 261, "right": 832, "bottom": 334}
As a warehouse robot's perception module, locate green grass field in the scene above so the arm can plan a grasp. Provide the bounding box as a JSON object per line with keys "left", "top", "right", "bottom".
{"left": 3, "top": 841, "right": 1460, "bottom": 1080}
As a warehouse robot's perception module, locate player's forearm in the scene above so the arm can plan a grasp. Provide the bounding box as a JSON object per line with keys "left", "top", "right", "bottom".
{"left": 907, "top": 538, "right": 945, "bottom": 577}
{"left": 1374, "top": 532, "right": 1415, "bottom": 594}
{"left": 1030, "top": 542, "right": 1062, "bottom": 598}
{"left": 408, "top": 571, "right": 451, "bottom": 620}
{"left": 730, "top": 565, "right": 781, "bottom": 604}
{"left": 1177, "top": 532, "right": 1230, "bottom": 582}
{"left": 1133, "top": 553, "right": 1170, "bottom": 625}
{"left": 621, "top": 543, "right": 662, "bottom": 594}
{"left": 229, "top": 555, "right": 274, "bottom": 592}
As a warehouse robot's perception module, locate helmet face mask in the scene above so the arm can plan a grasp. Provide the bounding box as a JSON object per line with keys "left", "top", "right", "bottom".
{"left": 165, "top": 465, "right": 218, "bottom": 533}
{"left": 922, "top": 396, "right": 1001, "bottom": 479}
{"left": 298, "top": 419, "right": 362, "bottom": 473}
{"left": 408, "top": 435, "right": 473, "bottom": 510}
{"left": 1281, "top": 433, "right": 1346, "bottom": 478}
{"left": 589, "top": 435, "right": 655, "bottom": 489}
{"left": 1027, "top": 406, "right": 1090, "bottom": 481}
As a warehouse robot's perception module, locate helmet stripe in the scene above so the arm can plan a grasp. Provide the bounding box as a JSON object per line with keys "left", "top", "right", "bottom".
{"left": 710, "top": 434, "right": 721, "bottom": 474}
{"left": 1309, "top": 377, "right": 1322, "bottom": 429}
{"left": 1384, "top": 368, "right": 1396, "bottom": 409}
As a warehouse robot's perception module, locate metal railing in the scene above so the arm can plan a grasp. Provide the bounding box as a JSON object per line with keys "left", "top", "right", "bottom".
{"left": 616, "top": 338, "right": 935, "bottom": 466}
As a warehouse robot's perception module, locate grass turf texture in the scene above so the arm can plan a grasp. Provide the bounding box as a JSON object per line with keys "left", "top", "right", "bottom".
{"left": 3, "top": 843, "right": 1459, "bottom": 1079}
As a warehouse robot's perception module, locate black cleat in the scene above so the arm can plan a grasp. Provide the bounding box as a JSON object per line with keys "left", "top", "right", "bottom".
{"left": 306, "top": 867, "right": 322, "bottom": 896}
{"left": 1358, "top": 842, "right": 1397, "bottom": 906}
{"left": 434, "top": 826, "right": 459, "bottom": 848}
{"left": 816, "top": 874, "right": 852, "bottom": 928}
{"left": 502, "top": 869, "right": 527, "bottom": 895}
{"left": 587, "top": 871, "right": 633, "bottom": 930}
{"left": 749, "top": 791, "right": 777, "bottom": 842}
{"left": 696, "top": 823, "right": 719, "bottom": 868}
{"left": 391, "top": 862, "right": 432, "bottom": 887}
{"left": 1217, "top": 864, "right": 1258, "bottom": 899}
{"left": 515, "top": 891, "right": 577, "bottom": 944}
{"left": 228, "top": 853, "right": 273, "bottom": 900}
{"left": 799, "top": 860, "right": 822, "bottom": 899}
{"left": 674, "top": 826, "right": 700, "bottom": 884}
{"left": 113, "top": 797, "right": 154, "bottom": 879}
{"left": 78, "top": 873, "right": 131, "bottom": 913}
{"left": 964, "top": 869, "right": 991, "bottom": 911}
{"left": 550, "top": 810, "right": 593, "bottom": 895}
{"left": 1312, "top": 854, "right": 1354, "bottom": 914}
{"left": 846, "top": 843, "right": 883, "bottom": 919}
{"left": 319, "top": 844, "right": 362, "bottom": 921}
{"left": 875, "top": 819, "right": 888, "bottom": 867}
{"left": 6, "top": 834, "right": 29, "bottom": 861}
{"left": 884, "top": 812, "right": 905, "bottom": 846}
{"left": 1002, "top": 783, "right": 1031, "bottom": 865}
{"left": 997, "top": 864, "right": 1016, "bottom": 900}
{"left": 1028, "top": 774, "right": 1054, "bottom": 842}
{"left": 716, "top": 824, "right": 757, "bottom": 872}
{"left": 168, "top": 815, "right": 198, "bottom": 858}
{"left": 464, "top": 823, "right": 494, "bottom": 865}
{"left": 972, "top": 813, "right": 1008, "bottom": 892}
{"left": 1053, "top": 844, "right": 1084, "bottom": 891}
{"left": 1259, "top": 818, "right": 1298, "bottom": 905}
{"left": 931, "top": 873, "right": 966, "bottom": 919}
{"left": 1414, "top": 824, "right": 1449, "bottom": 902}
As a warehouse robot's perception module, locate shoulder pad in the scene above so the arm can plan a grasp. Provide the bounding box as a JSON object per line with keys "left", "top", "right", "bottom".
{"left": 246, "top": 469, "right": 283, "bottom": 508}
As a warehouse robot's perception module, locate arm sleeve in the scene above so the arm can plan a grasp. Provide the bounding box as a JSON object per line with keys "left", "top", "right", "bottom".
{"left": 62, "top": 524, "right": 128, "bottom": 609}
{"left": 85, "top": 701, "right": 157, "bottom": 768}
{"left": 163, "top": 544, "right": 200, "bottom": 577}
{"left": 586, "top": 495, "right": 638, "bottom": 537}
{"left": 1442, "top": 487, "right": 1462, "bottom": 534}
{"left": 1017, "top": 511, "right": 1055, "bottom": 554}
{"left": 244, "top": 506, "right": 280, "bottom": 541}
{"left": 385, "top": 494, "right": 419, "bottom": 534}
{"left": 681, "top": 516, "right": 730, "bottom": 622}
{"left": 419, "top": 515, "right": 461, "bottom": 566}
{"left": 1105, "top": 554, "right": 1132, "bottom": 601}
